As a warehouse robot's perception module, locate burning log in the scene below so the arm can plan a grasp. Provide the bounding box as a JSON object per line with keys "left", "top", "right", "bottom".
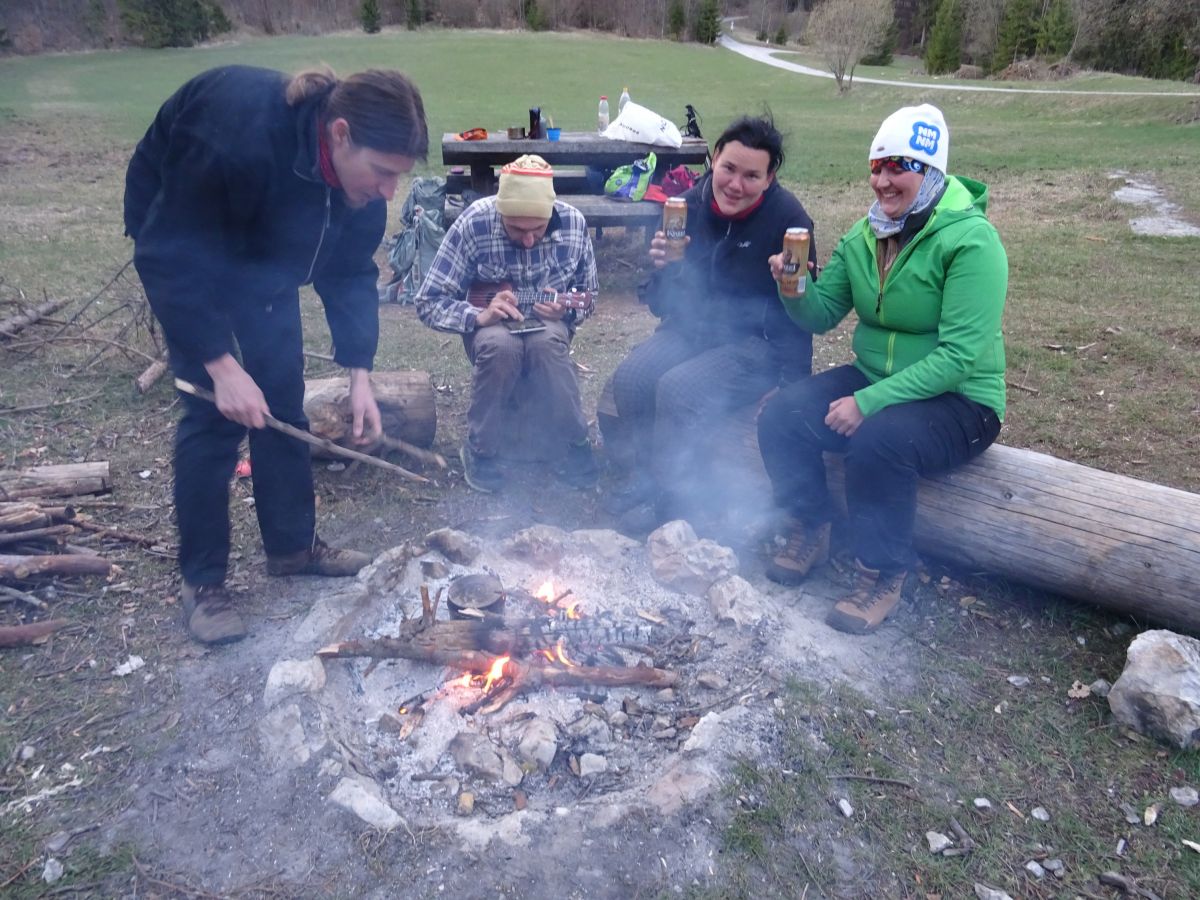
{"left": 0, "top": 462, "right": 111, "bottom": 501}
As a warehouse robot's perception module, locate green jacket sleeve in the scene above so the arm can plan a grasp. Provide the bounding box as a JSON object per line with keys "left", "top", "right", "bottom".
{"left": 777, "top": 230, "right": 855, "bottom": 334}
{"left": 854, "top": 220, "right": 1007, "bottom": 416}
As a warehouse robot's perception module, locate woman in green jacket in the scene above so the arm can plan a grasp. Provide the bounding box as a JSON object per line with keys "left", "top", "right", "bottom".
{"left": 757, "top": 103, "right": 1007, "bottom": 635}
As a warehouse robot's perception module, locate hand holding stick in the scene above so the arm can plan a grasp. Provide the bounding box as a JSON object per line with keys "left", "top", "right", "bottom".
{"left": 174, "top": 378, "right": 429, "bottom": 484}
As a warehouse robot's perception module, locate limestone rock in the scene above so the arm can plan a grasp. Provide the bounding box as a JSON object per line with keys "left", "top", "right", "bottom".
{"left": 1170, "top": 786, "right": 1199, "bottom": 807}
{"left": 926, "top": 831, "right": 953, "bottom": 853}
{"left": 578, "top": 753, "right": 607, "bottom": 777}
{"left": 707, "top": 576, "right": 768, "bottom": 628}
{"left": 329, "top": 777, "right": 404, "bottom": 831}
{"left": 516, "top": 719, "right": 559, "bottom": 772}
{"left": 682, "top": 707, "right": 747, "bottom": 755}
{"left": 570, "top": 529, "right": 640, "bottom": 560}
{"left": 263, "top": 657, "right": 326, "bottom": 708}
{"left": 503, "top": 524, "right": 570, "bottom": 566}
{"left": 257, "top": 703, "right": 313, "bottom": 770}
{"left": 647, "top": 520, "right": 738, "bottom": 596}
{"left": 449, "top": 732, "right": 524, "bottom": 786}
{"left": 424, "top": 528, "right": 482, "bottom": 565}
{"left": 356, "top": 544, "right": 414, "bottom": 594}
{"left": 973, "top": 885, "right": 1013, "bottom": 900}
{"left": 1108, "top": 630, "right": 1200, "bottom": 749}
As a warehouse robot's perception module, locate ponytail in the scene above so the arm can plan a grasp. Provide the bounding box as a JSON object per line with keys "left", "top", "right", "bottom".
{"left": 286, "top": 65, "right": 338, "bottom": 106}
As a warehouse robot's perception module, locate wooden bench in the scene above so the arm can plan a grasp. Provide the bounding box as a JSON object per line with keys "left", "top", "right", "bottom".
{"left": 560, "top": 194, "right": 661, "bottom": 238}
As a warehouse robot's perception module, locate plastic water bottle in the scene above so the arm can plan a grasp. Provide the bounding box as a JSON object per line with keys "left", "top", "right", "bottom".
{"left": 619, "top": 87, "right": 631, "bottom": 114}
{"left": 598, "top": 96, "right": 609, "bottom": 133}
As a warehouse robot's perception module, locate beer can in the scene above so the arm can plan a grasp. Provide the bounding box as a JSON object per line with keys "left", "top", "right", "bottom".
{"left": 779, "top": 227, "right": 810, "bottom": 298}
{"left": 663, "top": 197, "right": 688, "bottom": 262}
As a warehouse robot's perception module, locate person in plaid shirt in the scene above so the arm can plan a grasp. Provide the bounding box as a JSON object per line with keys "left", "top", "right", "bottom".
{"left": 415, "top": 155, "right": 600, "bottom": 493}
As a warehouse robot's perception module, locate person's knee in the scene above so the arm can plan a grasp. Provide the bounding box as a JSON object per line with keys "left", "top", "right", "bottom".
{"left": 472, "top": 328, "right": 523, "bottom": 372}
{"left": 846, "top": 416, "right": 916, "bottom": 475}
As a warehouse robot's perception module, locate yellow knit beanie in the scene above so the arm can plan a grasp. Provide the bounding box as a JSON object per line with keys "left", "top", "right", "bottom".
{"left": 495, "top": 154, "right": 556, "bottom": 219}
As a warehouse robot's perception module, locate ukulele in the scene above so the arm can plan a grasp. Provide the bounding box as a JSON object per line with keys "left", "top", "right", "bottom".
{"left": 465, "top": 281, "right": 594, "bottom": 312}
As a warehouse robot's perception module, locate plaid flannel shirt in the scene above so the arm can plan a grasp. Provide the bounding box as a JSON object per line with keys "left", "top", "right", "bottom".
{"left": 415, "top": 197, "right": 599, "bottom": 334}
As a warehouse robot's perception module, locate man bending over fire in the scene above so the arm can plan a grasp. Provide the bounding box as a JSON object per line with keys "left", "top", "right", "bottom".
{"left": 415, "top": 155, "right": 600, "bottom": 494}
{"left": 125, "top": 65, "right": 428, "bottom": 645}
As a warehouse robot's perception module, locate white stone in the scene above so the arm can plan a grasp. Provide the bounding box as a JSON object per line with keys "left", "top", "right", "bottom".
{"left": 1006, "top": 675, "right": 1030, "bottom": 688}
{"left": 1170, "top": 786, "right": 1199, "bottom": 807}
{"left": 681, "top": 707, "right": 747, "bottom": 755}
{"left": 578, "top": 753, "right": 608, "bottom": 777}
{"left": 926, "top": 831, "right": 953, "bottom": 853}
{"left": 1109, "top": 630, "right": 1200, "bottom": 749}
{"left": 973, "top": 884, "right": 1014, "bottom": 900}
{"left": 1024, "top": 860, "right": 1046, "bottom": 879}
{"left": 570, "top": 529, "right": 640, "bottom": 559}
{"left": 503, "top": 524, "right": 571, "bottom": 566}
{"left": 973, "top": 797, "right": 992, "bottom": 810}
{"left": 647, "top": 520, "right": 738, "bottom": 596}
{"left": 257, "top": 703, "right": 312, "bottom": 769}
{"left": 449, "top": 732, "right": 523, "bottom": 786}
{"left": 516, "top": 719, "right": 558, "bottom": 772}
{"left": 423, "top": 528, "right": 481, "bottom": 565}
{"left": 1044, "top": 858, "right": 1065, "bottom": 875}
{"left": 837, "top": 798, "right": 854, "bottom": 818}
{"left": 263, "top": 658, "right": 326, "bottom": 708}
{"left": 707, "top": 576, "right": 768, "bottom": 629}
{"left": 42, "top": 858, "right": 64, "bottom": 884}
{"left": 1031, "top": 806, "right": 1050, "bottom": 822}
{"left": 329, "top": 777, "right": 404, "bottom": 831}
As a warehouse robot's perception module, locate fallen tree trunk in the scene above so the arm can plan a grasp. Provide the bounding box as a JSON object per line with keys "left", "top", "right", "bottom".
{"left": 0, "top": 619, "right": 69, "bottom": 648}
{"left": 0, "top": 553, "right": 116, "bottom": 581}
{"left": 304, "top": 371, "right": 438, "bottom": 458}
{"left": 0, "top": 463, "right": 111, "bottom": 501}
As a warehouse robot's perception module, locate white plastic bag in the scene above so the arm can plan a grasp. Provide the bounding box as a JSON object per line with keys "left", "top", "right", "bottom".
{"left": 602, "top": 101, "right": 683, "bottom": 148}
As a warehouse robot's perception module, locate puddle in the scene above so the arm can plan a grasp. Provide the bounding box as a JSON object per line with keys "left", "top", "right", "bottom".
{"left": 1109, "top": 171, "right": 1200, "bottom": 237}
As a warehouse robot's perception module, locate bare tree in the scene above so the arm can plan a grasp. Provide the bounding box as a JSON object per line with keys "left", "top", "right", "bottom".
{"left": 805, "top": 0, "right": 894, "bottom": 92}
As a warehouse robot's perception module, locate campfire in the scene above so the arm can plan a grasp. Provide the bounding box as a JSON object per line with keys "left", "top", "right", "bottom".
{"left": 318, "top": 572, "right": 680, "bottom": 718}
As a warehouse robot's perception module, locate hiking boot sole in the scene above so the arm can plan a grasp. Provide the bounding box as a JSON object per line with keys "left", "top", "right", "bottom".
{"left": 459, "top": 446, "right": 500, "bottom": 493}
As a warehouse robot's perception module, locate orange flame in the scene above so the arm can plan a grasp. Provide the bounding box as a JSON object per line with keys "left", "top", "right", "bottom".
{"left": 564, "top": 600, "right": 582, "bottom": 620}
{"left": 553, "top": 639, "right": 579, "bottom": 667}
{"left": 482, "top": 655, "right": 510, "bottom": 693}
{"left": 534, "top": 579, "right": 556, "bottom": 605}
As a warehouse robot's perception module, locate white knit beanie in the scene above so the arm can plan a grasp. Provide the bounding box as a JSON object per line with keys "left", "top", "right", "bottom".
{"left": 495, "top": 154, "right": 556, "bottom": 218}
{"left": 869, "top": 104, "right": 949, "bottom": 173}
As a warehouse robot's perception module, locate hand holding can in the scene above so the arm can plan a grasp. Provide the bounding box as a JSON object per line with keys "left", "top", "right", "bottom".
{"left": 778, "top": 227, "right": 810, "bottom": 298}
{"left": 663, "top": 198, "right": 688, "bottom": 263}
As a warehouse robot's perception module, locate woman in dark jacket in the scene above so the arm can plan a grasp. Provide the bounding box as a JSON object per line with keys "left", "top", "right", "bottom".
{"left": 125, "top": 64, "right": 427, "bottom": 645}
{"left": 602, "top": 115, "right": 817, "bottom": 533}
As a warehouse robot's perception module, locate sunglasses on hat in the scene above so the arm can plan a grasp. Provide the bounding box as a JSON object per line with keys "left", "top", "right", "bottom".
{"left": 870, "top": 156, "right": 926, "bottom": 176}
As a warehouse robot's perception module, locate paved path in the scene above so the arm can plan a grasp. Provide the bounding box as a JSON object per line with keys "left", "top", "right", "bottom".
{"left": 718, "top": 31, "right": 1200, "bottom": 98}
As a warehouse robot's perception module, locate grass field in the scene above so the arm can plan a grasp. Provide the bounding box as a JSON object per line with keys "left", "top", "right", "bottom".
{"left": 1, "top": 26, "right": 1199, "bottom": 898}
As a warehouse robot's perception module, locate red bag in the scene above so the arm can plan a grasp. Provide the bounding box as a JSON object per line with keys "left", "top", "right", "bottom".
{"left": 660, "top": 164, "right": 698, "bottom": 197}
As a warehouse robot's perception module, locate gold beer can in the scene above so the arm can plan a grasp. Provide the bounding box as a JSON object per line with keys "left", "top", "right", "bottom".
{"left": 779, "top": 227, "right": 810, "bottom": 298}
{"left": 663, "top": 197, "right": 688, "bottom": 262}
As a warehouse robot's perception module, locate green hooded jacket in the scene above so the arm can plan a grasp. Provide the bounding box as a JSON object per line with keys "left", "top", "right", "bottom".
{"left": 781, "top": 175, "right": 1007, "bottom": 420}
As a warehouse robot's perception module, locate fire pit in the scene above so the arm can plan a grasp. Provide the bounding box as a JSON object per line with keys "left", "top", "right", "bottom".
{"left": 255, "top": 521, "right": 916, "bottom": 847}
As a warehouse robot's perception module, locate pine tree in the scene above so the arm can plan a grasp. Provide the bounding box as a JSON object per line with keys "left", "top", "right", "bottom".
{"left": 406, "top": 0, "right": 422, "bottom": 30}
{"left": 773, "top": 25, "right": 789, "bottom": 45}
{"left": 360, "top": 0, "right": 381, "bottom": 33}
{"left": 924, "top": 0, "right": 963, "bottom": 75}
{"left": 1036, "top": 0, "right": 1074, "bottom": 59}
{"left": 667, "top": 0, "right": 686, "bottom": 40}
{"left": 993, "top": 0, "right": 1039, "bottom": 72}
{"left": 692, "top": 0, "right": 721, "bottom": 45}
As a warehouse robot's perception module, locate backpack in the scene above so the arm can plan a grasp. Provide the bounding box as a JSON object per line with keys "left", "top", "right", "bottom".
{"left": 604, "top": 152, "right": 657, "bottom": 202}
{"left": 660, "top": 164, "right": 698, "bottom": 197}
{"left": 381, "top": 177, "right": 448, "bottom": 305}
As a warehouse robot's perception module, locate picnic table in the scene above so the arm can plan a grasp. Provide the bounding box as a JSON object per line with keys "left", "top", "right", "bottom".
{"left": 441, "top": 132, "right": 710, "bottom": 233}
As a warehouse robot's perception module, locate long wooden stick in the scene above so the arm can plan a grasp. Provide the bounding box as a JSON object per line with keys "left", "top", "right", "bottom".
{"left": 0, "top": 296, "right": 73, "bottom": 338}
{"left": 174, "top": 379, "right": 427, "bottom": 484}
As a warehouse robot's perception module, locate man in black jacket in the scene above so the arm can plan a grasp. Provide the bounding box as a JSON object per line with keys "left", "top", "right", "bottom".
{"left": 125, "top": 65, "right": 427, "bottom": 644}
{"left": 602, "top": 116, "right": 817, "bottom": 534}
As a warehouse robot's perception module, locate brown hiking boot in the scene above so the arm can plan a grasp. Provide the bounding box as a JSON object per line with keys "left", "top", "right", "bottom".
{"left": 267, "top": 536, "right": 373, "bottom": 577}
{"left": 766, "top": 519, "right": 831, "bottom": 585}
{"left": 181, "top": 582, "right": 246, "bottom": 645}
{"left": 826, "top": 562, "right": 907, "bottom": 635}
